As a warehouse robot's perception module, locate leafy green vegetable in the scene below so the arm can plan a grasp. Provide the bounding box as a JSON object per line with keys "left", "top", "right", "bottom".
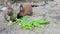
{"left": 7, "top": 16, "right": 50, "bottom": 30}
{"left": 7, "top": 21, "right": 17, "bottom": 26}
{"left": 7, "top": 16, "right": 11, "bottom": 21}
{"left": 32, "top": 18, "right": 50, "bottom": 24}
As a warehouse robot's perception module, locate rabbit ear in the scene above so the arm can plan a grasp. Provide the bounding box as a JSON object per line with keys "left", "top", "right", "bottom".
{"left": 20, "top": 4, "right": 23, "bottom": 11}
{"left": 20, "top": 4, "right": 23, "bottom": 7}
{"left": 6, "top": 0, "right": 11, "bottom": 7}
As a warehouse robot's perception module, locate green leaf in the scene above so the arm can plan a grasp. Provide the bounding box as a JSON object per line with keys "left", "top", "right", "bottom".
{"left": 7, "top": 21, "right": 17, "bottom": 26}
{"left": 7, "top": 16, "right": 10, "bottom": 21}
{"left": 7, "top": 16, "right": 50, "bottom": 30}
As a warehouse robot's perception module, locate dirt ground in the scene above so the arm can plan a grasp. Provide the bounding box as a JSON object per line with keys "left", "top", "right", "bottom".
{"left": 0, "top": 0, "right": 60, "bottom": 34}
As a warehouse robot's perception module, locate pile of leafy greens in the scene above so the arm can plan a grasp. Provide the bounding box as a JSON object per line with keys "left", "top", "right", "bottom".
{"left": 7, "top": 16, "right": 50, "bottom": 30}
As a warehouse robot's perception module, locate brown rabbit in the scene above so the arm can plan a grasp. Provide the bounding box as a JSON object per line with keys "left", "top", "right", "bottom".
{"left": 17, "top": 3, "right": 33, "bottom": 18}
